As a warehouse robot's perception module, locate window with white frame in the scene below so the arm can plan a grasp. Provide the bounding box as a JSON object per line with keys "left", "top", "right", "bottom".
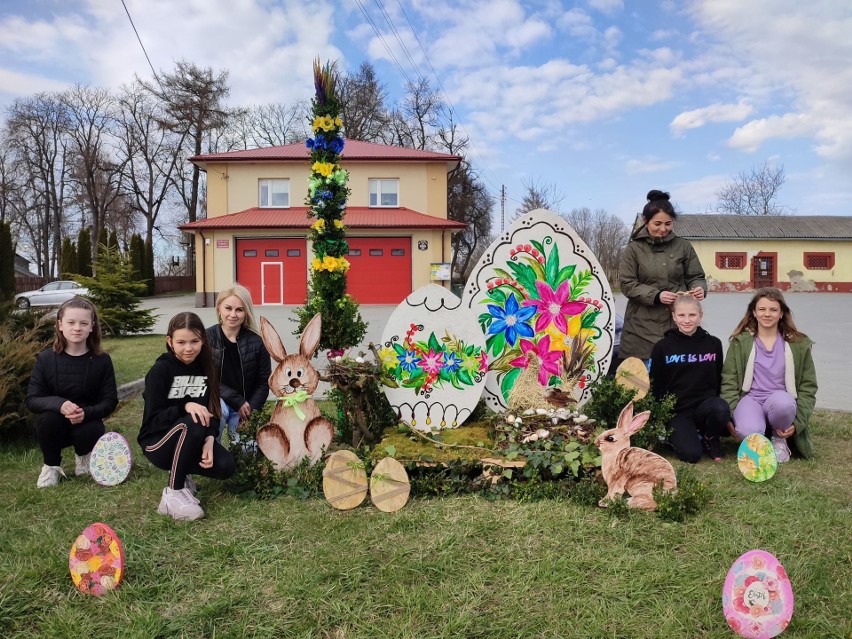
{"left": 369, "top": 179, "right": 399, "bottom": 207}
{"left": 259, "top": 179, "right": 290, "bottom": 207}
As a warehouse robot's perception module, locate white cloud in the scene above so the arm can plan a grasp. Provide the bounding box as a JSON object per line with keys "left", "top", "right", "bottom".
{"left": 670, "top": 101, "right": 754, "bottom": 136}
{"left": 670, "top": 174, "right": 729, "bottom": 214}
{"left": 0, "top": 68, "right": 68, "bottom": 98}
{"left": 587, "top": 0, "right": 624, "bottom": 15}
{"left": 626, "top": 158, "right": 679, "bottom": 175}
{"left": 726, "top": 113, "right": 815, "bottom": 152}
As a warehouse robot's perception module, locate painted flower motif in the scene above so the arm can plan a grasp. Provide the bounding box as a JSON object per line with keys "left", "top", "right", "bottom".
{"left": 397, "top": 349, "right": 422, "bottom": 374}
{"left": 378, "top": 346, "right": 397, "bottom": 370}
{"left": 443, "top": 351, "right": 462, "bottom": 373}
{"left": 420, "top": 348, "right": 444, "bottom": 375}
{"left": 461, "top": 352, "right": 479, "bottom": 374}
{"left": 522, "top": 280, "right": 589, "bottom": 333}
{"left": 478, "top": 350, "right": 488, "bottom": 372}
{"left": 747, "top": 621, "right": 763, "bottom": 634}
{"left": 509, "top": 335, "right": 562, "bottom": 385}
{"left": 487, "top": 292, "right": 535, "bottom": 347}
{"left": 751, "top": 555, "right": 767, "bottom": 570}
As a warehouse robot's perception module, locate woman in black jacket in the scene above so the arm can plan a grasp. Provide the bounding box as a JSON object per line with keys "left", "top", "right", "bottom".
{"left": 205, "top": 284, "right": 271, "bottom": 444}
{"left": 27, "top": 298, "right": 117, "bottom": 487}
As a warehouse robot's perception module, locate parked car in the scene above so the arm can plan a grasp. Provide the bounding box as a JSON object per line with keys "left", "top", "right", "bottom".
{"left": 15, "top": 280, "right": 89, "bottom": 309}
{"left": 607, "top": 313, "right": 624, "bottom": 377}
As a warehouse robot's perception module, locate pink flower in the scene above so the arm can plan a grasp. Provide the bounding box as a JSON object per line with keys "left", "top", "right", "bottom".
{"left": 751, "top": 555, "right": 767, "bottom": 570}
{"left": 509, "top": 335, "right": 562, "bottom": 385}
{"left": 726, "top": 615, "right": 744, "bottom": 633}
{"left": 478, "top": 350, "right": 488, "bottom": 372}
{"left": 747, "top": 620, "right": 763, "bottom": 634}
{"left": 522, "top": 281, "right": 588, "bottom": 334}
{"left": 776, "top": 565, "right": 788, "bottom": 581}
{"left": 420, "top": 348, "right": 444, "bottom": 375}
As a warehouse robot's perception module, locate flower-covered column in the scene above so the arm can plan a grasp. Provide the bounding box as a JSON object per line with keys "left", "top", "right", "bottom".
{"left": 295, "top": 59, "right": 367, "bottom": 353}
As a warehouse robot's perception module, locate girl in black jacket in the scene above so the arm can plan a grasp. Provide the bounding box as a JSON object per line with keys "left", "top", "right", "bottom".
{"left": 27, "top": 298, "right": 118, "bottom": 488}
{"left": 205, "top": 285, "right": 271, "bottom": 445}
{"left": 649, "top": 295, "right": 730, "bottom": 463}
{"left": 140, "top": 312, "right": 235, "bottom": 521}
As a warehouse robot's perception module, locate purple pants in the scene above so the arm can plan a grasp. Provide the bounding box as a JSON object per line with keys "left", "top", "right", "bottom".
{"left": 732, "top": 390, "right": 796, "bottom": 438}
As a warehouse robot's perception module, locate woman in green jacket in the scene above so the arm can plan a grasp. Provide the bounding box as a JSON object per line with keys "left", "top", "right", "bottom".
{"left": 619, "top": 190, "right": 707, "bottom": 361}
{"left": 721, "top": 288, "right": 817, "bottom": 461}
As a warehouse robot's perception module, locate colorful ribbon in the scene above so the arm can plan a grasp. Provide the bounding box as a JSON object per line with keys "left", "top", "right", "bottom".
{"left": 277, "top": 390, "right": 311, "bottom": 420}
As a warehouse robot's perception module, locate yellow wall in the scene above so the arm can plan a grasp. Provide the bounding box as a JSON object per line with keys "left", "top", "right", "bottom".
{"left": 692, "top": 239, "right": 852, "bottom": 291}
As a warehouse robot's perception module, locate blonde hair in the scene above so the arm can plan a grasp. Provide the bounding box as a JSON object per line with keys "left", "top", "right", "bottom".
{"left": 671, "top": 293, "right": 702, "bottom": 314}
{"left": 215, "top": 284, "right": 259, "bottom": 334}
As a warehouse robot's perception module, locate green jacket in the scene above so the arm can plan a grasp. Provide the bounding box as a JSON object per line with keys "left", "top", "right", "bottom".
{"left": 618, "top": 228, "right": 707, "bottom": 359}
{"left": 720, "top": 332, "right": 818, "bottom": 459}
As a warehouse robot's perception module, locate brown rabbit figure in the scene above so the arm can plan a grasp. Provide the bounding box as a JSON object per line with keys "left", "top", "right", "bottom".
{"left": 256, "top": 314, "right": 334, "bottom": 470}
{"left": 594, "top": 402, "right": 677, "bottom": 511}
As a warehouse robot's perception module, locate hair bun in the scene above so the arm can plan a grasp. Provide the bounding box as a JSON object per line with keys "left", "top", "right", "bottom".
{"left": 646, "top": 189, "right": 670, "bottom": 202}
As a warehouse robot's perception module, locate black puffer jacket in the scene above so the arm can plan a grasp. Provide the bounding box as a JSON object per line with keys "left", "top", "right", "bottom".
{"left": 206, "top": 325, "right": 271, "bottom": 411}
{"left": 26, "top": 349, "right": 118, "bottom": 419}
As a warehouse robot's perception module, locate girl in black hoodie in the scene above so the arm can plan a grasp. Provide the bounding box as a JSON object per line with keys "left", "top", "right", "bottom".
{"left": 140, "top": 312, "right": 234, "bottom": 520}
{"left": 649, "top": 295, "right": 729, "bottom": 463}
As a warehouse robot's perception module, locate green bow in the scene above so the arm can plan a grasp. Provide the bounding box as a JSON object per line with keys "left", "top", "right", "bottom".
{"left": 277, "top": 390, "right": 311, "bottom": 420}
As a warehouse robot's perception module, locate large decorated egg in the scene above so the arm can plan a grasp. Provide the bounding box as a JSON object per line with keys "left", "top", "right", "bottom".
{"left": 722, "top": 549, "right": 794, "bottom": 638}
{"left": 89, "top": 432, "right": 133, "bottom": 486}
{"left": 462, "top": 208, "right": 616, "bottom": 411}
{"left": 737, "top": 434, "right": 778, "bottom": 482}
{"left": 69, "top": 522, "right": 125, "bottom": 596}
{"left": 379, "top": 284, "right": 488, "bottom": 431}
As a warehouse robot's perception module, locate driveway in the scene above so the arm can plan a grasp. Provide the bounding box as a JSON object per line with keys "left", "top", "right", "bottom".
{"left": 140, "top": 292, "right": 849, "bottom": 411}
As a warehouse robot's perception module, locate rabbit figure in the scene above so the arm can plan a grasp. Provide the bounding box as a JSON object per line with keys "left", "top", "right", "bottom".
{"left": 256, "top": 314, "right": 334, "bottom": 470}
{"left": 594, "top": 402, "right": 677, "bottom": 511}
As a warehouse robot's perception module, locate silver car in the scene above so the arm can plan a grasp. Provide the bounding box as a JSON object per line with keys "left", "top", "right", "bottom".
{"left": 15, "top": 280, "right": 89, "bottom": 308}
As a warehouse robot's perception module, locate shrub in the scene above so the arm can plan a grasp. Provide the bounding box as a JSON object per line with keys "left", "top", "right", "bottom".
{"left": 654, "top": 465, "right": 711, "bottom": 522}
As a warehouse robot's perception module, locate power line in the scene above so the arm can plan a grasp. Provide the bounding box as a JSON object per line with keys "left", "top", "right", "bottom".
{"left": 354, "top": 0, "right": 414, "bottom": 87}
{"left": 120, "top": 0, "right": 159, "bottom": 81}
{"left": 373, "top": 0, "right": 427, "bottom": 86}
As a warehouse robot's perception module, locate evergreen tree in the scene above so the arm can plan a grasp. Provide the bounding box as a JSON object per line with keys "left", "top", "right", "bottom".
{"left": 129, "top": 233, "right": 145, "bottom": 282}
{"left": 95, "top": 228, "right": 109, "bottom": 268}
{"left": 73, "top": 245, "right": 155, "bottom": 336}
{"left": 0, "top": 222, "right": 14, "bottom": 300}
{"left": 144, "top": 239, "right": 155, "bottom": 295}
{"left": 294, "top": 59, "right": 367, "bottom": 352}
{"left": 108, "top": 229, "right": 119, "bottom": 254}
{"left": 60, "top": 237, "right": 78, "bottom": 277}
{"left": 77, "top": 228, "right": 93, "bottom": 277}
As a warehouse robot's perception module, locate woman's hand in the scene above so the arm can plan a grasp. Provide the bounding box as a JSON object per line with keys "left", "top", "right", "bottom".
{"left": 659, "top": 291, "right": 678, "bottom": 305}
{"left": 185, "top": 402, "right": 213, "bottom": 427}
{"left": 776, "top": 425, "right": 796, "bottom": 439}
{"left": 199, "top": 436, "right": 214, "bottom": 469}
{"left": 238, "top": 402, "right": 252, "bottom": 421}
{"left": 690, "top": 287, "right": 705, "bottom": 301}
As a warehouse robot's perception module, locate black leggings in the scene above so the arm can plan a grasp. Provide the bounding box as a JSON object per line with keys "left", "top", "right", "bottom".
{"left": 668, "top": 397, "right": 731, "bottom": 463}
{"left": 141, "top": 416, "right": 235, "bottom": 490}
{"left": 36, "top": 411, "right": 105, "bottom": 466}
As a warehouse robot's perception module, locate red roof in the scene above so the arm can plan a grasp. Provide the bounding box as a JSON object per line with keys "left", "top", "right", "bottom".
{"left": 191, "top": 139, "right": 460, "bottom": 164}
{"left": 179, "top": 207, "right": 466, "bottom": 231}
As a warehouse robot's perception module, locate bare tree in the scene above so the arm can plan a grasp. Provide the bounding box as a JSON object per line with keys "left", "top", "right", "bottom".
{"left": 384, "top": 77, "right": 443, "bottom": 150}
{"left": 340, "top": 61, "right": 389, "bottom": 142}
{"left": 512, "top": 177, "right": 566, "bottom": 220}
{"left": 217, "top": 101, "right": 309, "bottom": 151}
{"left": 561, "top": 207, "right": 629, "bottom": 283}
{"left": 714, "top": 162, "right": 791, "bottom": 216}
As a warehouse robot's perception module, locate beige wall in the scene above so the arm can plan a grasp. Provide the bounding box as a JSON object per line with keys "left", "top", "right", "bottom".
{"left": 203, "top": 160, "right": 450, "bottom": 218}
{"left": 692, "top": 239, "right": 852, "bottom": 291}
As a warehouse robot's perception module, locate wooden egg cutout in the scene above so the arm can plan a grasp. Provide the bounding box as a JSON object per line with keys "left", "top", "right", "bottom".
{"left": 69, "top": 522, "right": 125, "bottom": 596}
{"left": 89, "top": 432, "right": 133, "bottom": 486}
{"left": 462, "top": 208, "right": 616, "bottom": 411}
{"left": 322, "top": 450, "right": 368, "bottom": 510}
{"left": 737, "top": 434, "right": 778, "bottom": 482}
{"left": 369, "top": 457, "right": 411, "bottom": 513}
{"left": 615, "top": 357, "right": 650, "bottom": 400}
{"left": 379, "top": 284, "right": 488, "bottom": 431}
{"left": 722, "top": 549, "right": 794, "bottom": 638}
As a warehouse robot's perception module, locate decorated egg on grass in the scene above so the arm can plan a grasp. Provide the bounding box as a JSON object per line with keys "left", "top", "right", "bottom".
{"left": 462, "top": 208, "right": 616, "bottom": 411}
{"left": 379, "top": 284, "right": 487, "bottom": 431}
{"left": 69, "top": 522, "right": 125, "bottom": 596}
{"left": 722, "top": 549, "right": 794, "bottom": 638}
{"left": 737, "top": 434, "right": 778, "bottom": 482}
{"left": 89, "top": 432, "right": 133, "bottom": 486}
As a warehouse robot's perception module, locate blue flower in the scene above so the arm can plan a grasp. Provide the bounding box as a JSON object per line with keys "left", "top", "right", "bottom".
{"left": 329, "top": 137, "right": 344, "bottom": 154}
{"left": 397, "top": 349, "right": 422, "bottom": 374}
{"left": 306, "top": 138, "right": 315, "bottom": 150}
{"left": 443, "top": 351, "right": 462, "bottom": 373}
{"left": 487, "top": 293, "right": 535, "bottom": 346}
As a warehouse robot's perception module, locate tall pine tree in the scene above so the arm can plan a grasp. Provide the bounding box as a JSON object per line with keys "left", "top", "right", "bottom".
{"left": 60, "top": 237, "right": 78, "bottom": 277}
{"left": 0, "top": 222, "right": 14, "bottom": 299}
{"left": 76, "top": 228, "right": 93, "bottom": 277}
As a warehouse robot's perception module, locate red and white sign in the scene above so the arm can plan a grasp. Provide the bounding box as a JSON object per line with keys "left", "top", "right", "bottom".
{"left": 216, "top": 239, "right": 229, "bottom": 248}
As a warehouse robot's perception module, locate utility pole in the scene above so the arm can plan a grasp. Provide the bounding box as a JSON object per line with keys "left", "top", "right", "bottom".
{"left": 501, "top": 185, "right": 506, "bottom": 231}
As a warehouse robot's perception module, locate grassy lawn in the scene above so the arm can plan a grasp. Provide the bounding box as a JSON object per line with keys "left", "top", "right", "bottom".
{"left": 2, "top": 396, "right": 850, "bottom": 638}
{"left": 102, "top": 335, "right": 167, "bottom": 386}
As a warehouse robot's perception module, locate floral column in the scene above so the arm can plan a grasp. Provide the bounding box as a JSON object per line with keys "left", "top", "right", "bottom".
{"left": 295, "top": 59, "right": 367, "bottom": 353}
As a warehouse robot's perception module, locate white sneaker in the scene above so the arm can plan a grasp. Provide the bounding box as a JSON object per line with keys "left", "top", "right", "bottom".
{"left": 771, "top": 435, "right": 791, "bottom": 463}
{"left": 157, "top": 487, "right": 204, "bottom": 521}
{"left": 37, "top": 464, "right": 66, "bottom": 488}
{"left": 75, "top": 453, "right": 92, "bottom": 476}
{"left": 184, "top": 475, "right": 199, "bottom": 503}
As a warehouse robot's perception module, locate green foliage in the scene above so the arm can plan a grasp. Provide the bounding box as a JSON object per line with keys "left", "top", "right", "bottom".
{"left": 0, "top": 222, "right": 14, "bottom": 300}
{"left": 654, "top": 465, "right": 711, "bottom": 522}
{"left": 60, "top": 237, "right": 77, "bottom": 277}
{"left": 326, "top": 375, "right": 397, "bottom": 447}
{"left": 294, "top": 292, "right": 367, "bottom": 352}
{"left": 76, "top": 228, "right": 93, "bottom": 277}
{"left": 0, "top": 300, "right": 53, "bottom": 442}
{"left": 74, "top": 245, "right": 155, "bottom": 336}
{"left": 584, "top": 375, "right": 676, "bottom": 451}
{"left": 108, "top": 229, "right": 119, "bottom": 253}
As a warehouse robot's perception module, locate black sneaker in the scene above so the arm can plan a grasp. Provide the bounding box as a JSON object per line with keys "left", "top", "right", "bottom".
{"left": 701, "top": 436, "right": 723, "bottom": 462}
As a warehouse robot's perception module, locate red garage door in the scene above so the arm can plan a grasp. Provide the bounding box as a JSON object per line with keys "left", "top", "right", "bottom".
{"left": 347, "top": 237, "right": 411, "bottom": 304}
{"left": 235, "top": 238, "right": 307, "bottom": 305}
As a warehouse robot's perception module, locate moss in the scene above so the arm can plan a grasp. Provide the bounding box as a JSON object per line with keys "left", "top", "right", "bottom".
{"left": 370, "top": 421, "right": 499, "bottom": 464}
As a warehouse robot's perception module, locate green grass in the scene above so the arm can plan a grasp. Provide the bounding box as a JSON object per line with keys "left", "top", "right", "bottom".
{"left": 2, "top": 402, "right": 850, "bottom": 638}
{"left": 103, "top": 335, "right": 166, "bottom": 386}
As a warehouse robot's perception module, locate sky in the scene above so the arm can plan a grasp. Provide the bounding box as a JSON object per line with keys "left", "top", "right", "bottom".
{"left": 1, "top": 0, "right": 851, "bottom": 229}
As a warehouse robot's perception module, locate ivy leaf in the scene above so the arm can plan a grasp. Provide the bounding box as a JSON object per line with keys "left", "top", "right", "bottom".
{"left": 385, "top": 445, "right": 397, "bottom": 457}
{"left": 427, "top": 332, "right": 441, "bottom": 352}
{"left": 570, "top": 461, "right": 581, "bottom": 476}
{"left": 503, "top": 469, "right": 514, "bottom": 479}
{"left": 545, "top": 242, "right": 560, "bottom": 285}
{"left": 500, "top": 367, "right": 521, "bottom": 402}
{"left": 550, "top": 463, "right": 563, "bottom": 476}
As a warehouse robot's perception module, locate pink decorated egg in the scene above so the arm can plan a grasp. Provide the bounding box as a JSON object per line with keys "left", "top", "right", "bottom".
{"left": 69, "top": 522, "right": 125, "bottom": 596}
{"left": 722, "top": 549, "right": 794, "bottom": 638}
{"left": 89, "top": 432, "right": 133, "bottom": 486}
